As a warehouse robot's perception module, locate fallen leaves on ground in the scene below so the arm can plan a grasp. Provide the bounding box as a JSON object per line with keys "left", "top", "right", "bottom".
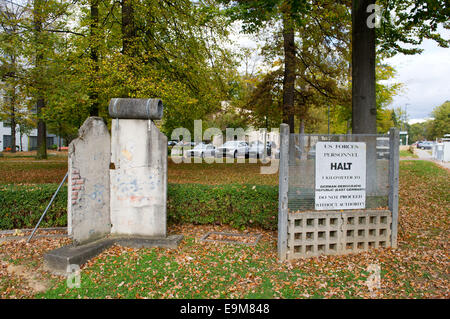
{"left": 0, "top": 161, "right": 448, "bottom": 299}
{"left": 0, "top": 231, "right": 71, "bottom": 298}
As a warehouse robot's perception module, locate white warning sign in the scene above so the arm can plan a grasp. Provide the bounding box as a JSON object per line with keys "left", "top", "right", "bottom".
{"left": 315, "top": 142, "right": 366, "bottom": 210}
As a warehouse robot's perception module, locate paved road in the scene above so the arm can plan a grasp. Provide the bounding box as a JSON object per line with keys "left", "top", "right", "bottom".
{"left": 414, "top": 148, "right": 450, "bottom": 170}
{"left": 415, "top": 148, "right": 433, "bottom": 160}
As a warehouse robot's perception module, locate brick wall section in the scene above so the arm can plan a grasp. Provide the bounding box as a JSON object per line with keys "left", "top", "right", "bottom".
{"left": 287, "top": 210, "right": 392, "bottom": 259}
{"left": 70, "top": 168, "right": 84, "bottom": 205}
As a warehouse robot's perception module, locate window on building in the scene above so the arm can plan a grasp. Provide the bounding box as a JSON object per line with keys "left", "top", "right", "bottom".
{"left": 47, "top": 137, "right": 54, "bottom": 148}
{"left": 28, "top": 136, "right": 55, "bottom": 150}
{"left": 28, "top": 136, "right": 37, "bottom": 150}
{"left": 3, "top": 135, "right": 11, "bottom": 150}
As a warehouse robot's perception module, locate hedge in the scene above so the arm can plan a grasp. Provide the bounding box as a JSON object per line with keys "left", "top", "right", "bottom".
{"left": 0, "top": 183, "right": 278, "bottom": 231}
{"left": 0, "top": 184, "right": 68, "bottom": 230}
{"left": 167, "top": 184, "right": 278, "bottom": 230}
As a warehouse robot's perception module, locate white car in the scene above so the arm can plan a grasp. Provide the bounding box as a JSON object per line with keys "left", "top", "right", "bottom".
{"left": 184, "top": 143, "right": 216, "bottom": 158}
{"left": 248, "top": 141, "right": 267, "bottom": 159}
{"left": 216, "top": 141, "right": 249, "bottom": 158}
{"left": 170, "top": 141, "right": 194, "bottom": 157}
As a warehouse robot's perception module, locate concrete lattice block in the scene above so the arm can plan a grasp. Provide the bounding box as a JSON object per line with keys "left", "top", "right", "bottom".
{"left": 287, "top": 210, "right": 392, "bottom": 259}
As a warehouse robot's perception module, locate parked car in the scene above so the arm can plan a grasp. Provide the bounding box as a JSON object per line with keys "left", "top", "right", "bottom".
{"left": 423, "top": 141, "right": 434, "bottom": 150}
{"left": 273, "top": 148, "right": 280, "bottom": 159}
{"left": 168, "top": 140, "right": 178, "bottom": 147}
{"left": 215, "top": 140, "right": 249, "bottom": 158}
{"left": 170, "top": 141, "right": 196, "bottom": 157}
{"left": 248, "top": 141, "right": 268, "bottom": 159}
{"left": 184, "top": 143, "right": 215, "bottom": 158}
{"left": 295, "top": 144, "right": 316, "bottom": 159}
{"left": 417, "top": 141, "right": 433, "bottom": 150}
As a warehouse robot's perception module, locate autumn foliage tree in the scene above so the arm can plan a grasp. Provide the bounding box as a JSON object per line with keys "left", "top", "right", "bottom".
{"left": 2, "top": 0, "right": 237, "bottom": 142}
{"left": 0, "top": 0, "right": 27, "bottom": 152}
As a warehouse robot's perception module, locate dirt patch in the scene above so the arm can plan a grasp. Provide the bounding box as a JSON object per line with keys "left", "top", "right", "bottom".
{"left": 0, "top": 236, "right": 71, "bottom": 298}
{"left": 5, "top": 262, "right": 49, "bottom": 293}
{"left": 201, "top": 231, "right": 262, "bottom": 246}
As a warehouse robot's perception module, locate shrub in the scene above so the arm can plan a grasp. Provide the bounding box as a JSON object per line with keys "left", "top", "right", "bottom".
{"left": 167, "top": 184, "right": 278, "bottom": 230}
{"left": 0, "top": 184, "right": 67, "bottom": 230}
{"left": 0, "top": 183, "right": 278, "bottom": 230}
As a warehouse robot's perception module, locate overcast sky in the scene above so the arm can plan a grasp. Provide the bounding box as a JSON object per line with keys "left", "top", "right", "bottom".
{"left": 384, "top": 28, "right": 450, "bottom": 122}
{"left": 230, "top": 24, "right": 449, "bottom": 123}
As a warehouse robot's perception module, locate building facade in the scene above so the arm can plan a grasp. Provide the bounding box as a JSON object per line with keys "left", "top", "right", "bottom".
{"left": 0, "top": 121, "right": 63, "bottom": 151}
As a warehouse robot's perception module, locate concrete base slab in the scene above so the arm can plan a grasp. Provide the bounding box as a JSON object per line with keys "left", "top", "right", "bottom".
{"left": 44, "top": 234, "right": 183, "bottom": 275}
{"left": 113, "top": 235, "right": 183, "bottom": 249}
{"left": 199, "top": 231, "right": 262, "bottom": 246}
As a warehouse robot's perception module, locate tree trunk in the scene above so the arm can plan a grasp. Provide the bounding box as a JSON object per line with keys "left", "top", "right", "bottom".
{"left": 282, "top": 6, "right": 296, "bottom": 134}
{"left": 89, "top": 0, "right": 100, "bottom": 116}
{"left": 36, "top": 98, "right": 47, "bottom": 159}
{"left": 34, "top": 0, "right": 47, "bottom": 159}
{"left": 10, "top": 84, "right": 16, "bottom": 153}
{"left": 352, "top": 0, "right": 377, "bottom": 196}
{"left": 19, "top": 129, "right": 23, "bottom": 151}
{"left": 10, "top": 118, "right": 16, "bottom": 153}
{"left": 8, "top": 53, "right": 17, "bottom": 153}
{"left": 58, "top": 125, "right": 61, "bottom": 149}
{"left": 121, "top": 0, "right": 136, "bottom": 97}
{"left": 352, "top": 0, "right": 376, "bottom": 134}
{"left": 122, "top": 0, "right": 136, "bottom": 57}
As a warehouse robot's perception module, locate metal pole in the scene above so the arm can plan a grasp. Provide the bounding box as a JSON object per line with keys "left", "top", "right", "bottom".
{"left": 388, "top": 128, "right": 399, "bottom": 248}
{"left": 27, "top": 172, "right": 68, "bottom": 243}
{"left": 278, "top": 124, "right": 289, "bottom": 261}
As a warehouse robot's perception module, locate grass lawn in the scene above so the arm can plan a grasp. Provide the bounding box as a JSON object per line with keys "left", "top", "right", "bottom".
{"left": 0, "top": 159, "right": 448, "bottom": 299}
{"left": 0, "top": 155, "right": 278, "bottom": 185}
{"left": 399, "top": 149, "right": 418, "bottom": 158}
{"left": 0, "top": 151, "right": 67, "bottom": 184}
